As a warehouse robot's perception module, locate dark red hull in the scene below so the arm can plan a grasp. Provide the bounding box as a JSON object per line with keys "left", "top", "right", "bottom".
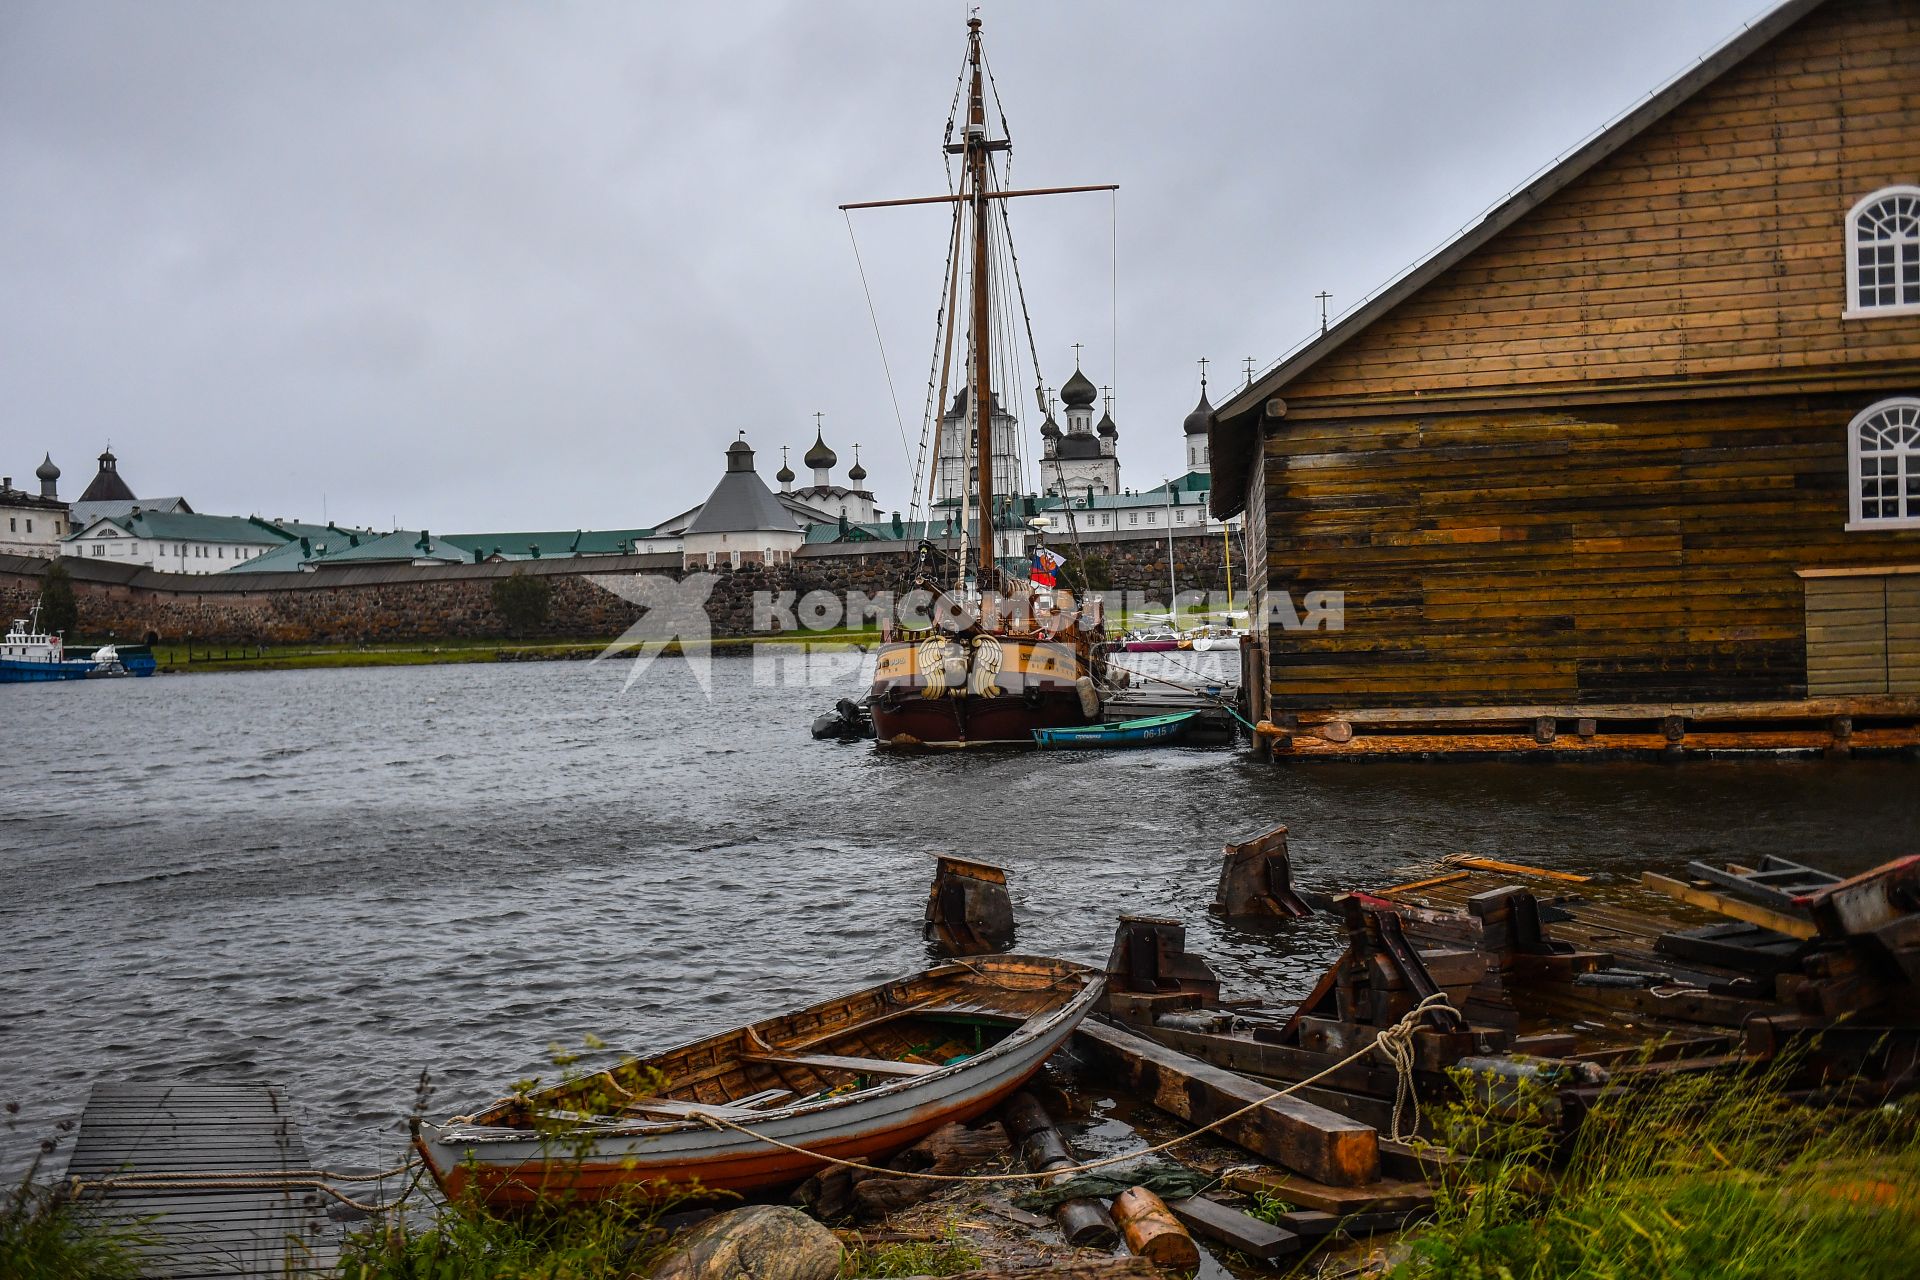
{"left": 870, "top": 688, "right": 1093, "bottom": 748}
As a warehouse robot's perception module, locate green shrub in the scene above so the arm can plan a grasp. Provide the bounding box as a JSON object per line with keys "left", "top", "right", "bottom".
{"left": 491, "top": 571, "right": 551, "bottom": 638}
{"left": 1392, "top": 1058, "right": 1920, "bottom": 1280}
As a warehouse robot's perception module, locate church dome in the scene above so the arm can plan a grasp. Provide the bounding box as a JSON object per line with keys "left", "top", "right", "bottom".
{"left": 804, "top": 429, "right": 837, "bottom": 470}
{"left": 36, "top": 453, "right": 60, "bottom": 482}
{"left": 776, "top": 462, "right": 795, "bottom": 483}
{"left": 1097, "top": 409, "right": 1118, "bottom": 438}
{"left": 848, "top": 460, "right": 868, "bottom": 483}
{"left": 1040, "top": 414, "right": 1061, "bottom": 438}
{"left": 1060, "top": 367, "right": 1097, "bottom": 409}
{"left": 1184, "top": 386, "right": 1213, "bottom": 436}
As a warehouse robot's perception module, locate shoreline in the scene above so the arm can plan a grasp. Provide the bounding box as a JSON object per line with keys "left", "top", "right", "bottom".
{"left": 133, "top": 629, "right": 882, "bottom": 674}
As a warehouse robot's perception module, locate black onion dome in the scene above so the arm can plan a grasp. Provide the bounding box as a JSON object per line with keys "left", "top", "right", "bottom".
{"left": 1040, "top": 414, "right": 1061, "bottom": 438}
{"left": 848, "top": 460, "right": 868, "bottom": 483}
{"left": 776, "top": 462, "right": 795, "bottom": 483}
{"left": 803, "top": 429, "right": 837, "bottom": 470}
{"left": 36, "top": 453, "right": 60, "bottom": 482}
{"left": 1060, "top": 367, "right": 1097, "bottom": 408}
{"left": 1097, "top": 409, "right": 1118, "bottom": 438}
{"left": 1184, "top": 387, "right": 1213, "bottom": 436}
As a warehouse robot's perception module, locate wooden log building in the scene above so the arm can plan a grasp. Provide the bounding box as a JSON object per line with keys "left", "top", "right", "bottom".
{"left": 1208, "top": 0, "right": 1920, "bottom": 757}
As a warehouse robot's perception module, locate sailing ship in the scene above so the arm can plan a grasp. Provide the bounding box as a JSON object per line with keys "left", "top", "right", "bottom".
{"left": 856, "top": 18, "right": 1113, "bottom": 749}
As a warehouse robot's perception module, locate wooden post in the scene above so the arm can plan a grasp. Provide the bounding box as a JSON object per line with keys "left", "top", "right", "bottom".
{"left": 1212, "top": 823, "right": 1311, "bottom": 920}
{"left": 924, "top": 856, "right": 1015, "bottom": 955}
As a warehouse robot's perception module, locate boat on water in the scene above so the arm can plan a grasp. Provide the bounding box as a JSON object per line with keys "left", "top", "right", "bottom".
{"left": 857, "top": 19, "right": 1113, "bottom": 749}
{"left": 413, "top": 954, "right": 1102, "bottom": 1209}
{"left": 1033, "top": 710, "right": 1199, "bottom": 748}
{"left": 1116, "top": 629, "right": 1182, "bottom": 653}
{"left": 1187, "top": 621, "right": 1250, "bottom": 653}
{"left": 82, "top": 643, "right": 158, "bottom": 678}
{"left": 0, "top": 602, "right": 97, "bottom": 683}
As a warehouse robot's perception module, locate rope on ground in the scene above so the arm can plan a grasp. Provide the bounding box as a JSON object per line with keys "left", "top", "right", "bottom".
{"left": 686, "top": 992, "right": 1456, "bottom": 1184}
{"left": 66, "top": 1156, "right": 419, "bottom": 1215}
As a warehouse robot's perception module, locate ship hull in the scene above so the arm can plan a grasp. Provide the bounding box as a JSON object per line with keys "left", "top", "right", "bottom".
{"left": 0, "top": 658, "right": 96, "bottom": 683}
{"left": 869, "top": 635, "right": 1097, "bottom": 748}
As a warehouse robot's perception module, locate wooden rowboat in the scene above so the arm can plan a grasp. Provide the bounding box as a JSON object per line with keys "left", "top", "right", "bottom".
{"left": 1033, "top": 710, "right": 1199, "bottom": 748}
{"left": 412, "top": 955, "right": 1102, "bottom": 1208}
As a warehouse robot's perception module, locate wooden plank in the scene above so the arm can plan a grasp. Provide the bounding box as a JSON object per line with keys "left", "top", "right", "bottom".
{"left": 737, "top": 1052, "right": 939, "bottom": 1077}
{"left": 1165, "top": 1195, "right": 1303, "bottom": 1260}
{"left": 67, "top": 1083, "right": 336, "bottom": 1280}
{"left": 1639, "top": 873, "right": 1819, "bottom": 940}
{"left": 1221, "top": 1165, "right": 1434, "bottom": 1215}
{"left": 1074, "top": 1020, "right": 1380, "bottom": 1186}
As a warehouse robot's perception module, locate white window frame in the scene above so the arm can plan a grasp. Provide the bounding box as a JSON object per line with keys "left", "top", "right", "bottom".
{"left": 1847, "top": 396, "right": 1920, "bottom": 530}
{"left": 1844, "top": 186, "right": 1920, "bottom": 319}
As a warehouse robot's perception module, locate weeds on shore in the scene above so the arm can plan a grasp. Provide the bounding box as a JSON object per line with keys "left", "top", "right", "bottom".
{"left": 838, "top": 1220, "right": 982, "bottom": 1277}
{"left": 1, "top": 1102, "right": 148, "bottom": 1280}
{"left": 340, "top": 1047, "right": 708, "bottom": 1280}
{"left": 1391, "top": 1057, "right": 1920, "bottom": 1280}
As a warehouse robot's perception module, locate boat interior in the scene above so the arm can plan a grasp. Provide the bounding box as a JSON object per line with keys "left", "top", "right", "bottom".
{"left": 482, "top": 956, "right": 1094, "bottom": 1129}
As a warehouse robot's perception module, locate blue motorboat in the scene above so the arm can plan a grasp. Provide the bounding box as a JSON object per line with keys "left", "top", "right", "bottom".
{"left": 1, "top": 603, "right": 97, "bottom": 683}
{"left": 1032, "top": 710, "right": 1199, "bottom": 748}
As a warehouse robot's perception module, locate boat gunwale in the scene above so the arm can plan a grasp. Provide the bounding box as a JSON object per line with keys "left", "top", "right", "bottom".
{"left": 426, "top": 956, "right": 1101, "bottom": 1148}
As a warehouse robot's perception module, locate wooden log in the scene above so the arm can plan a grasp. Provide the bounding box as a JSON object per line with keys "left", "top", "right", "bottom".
{"left": 1075, "top": 1021, "right": 1380, "bottom": 1186}
{"left": 1112, "top": 1187, "right": 1201, "bottom": 1272}
{"left": 997, "top": 1091, "right": 1117, "bottom": 1249}
{"left": 1165, "top": 1195, "right": 1302, "bottom": 1260}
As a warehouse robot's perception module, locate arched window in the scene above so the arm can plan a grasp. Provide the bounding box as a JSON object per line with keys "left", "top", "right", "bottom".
{"left": 1849, "top": 398, "right": 1920, "bottom": 529}
{"left": 1847, "top": 187, "right": 1920, "bottom": 316}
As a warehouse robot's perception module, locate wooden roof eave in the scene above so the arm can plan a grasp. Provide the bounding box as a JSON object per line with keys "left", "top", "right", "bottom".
{"left": 1205, "top": 0, "right": 1832, "bottom": 521}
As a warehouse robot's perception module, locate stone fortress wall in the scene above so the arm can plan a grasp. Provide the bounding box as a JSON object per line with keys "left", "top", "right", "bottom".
{"left": 0, "top": 533, "right": 1238, "bottom": 645}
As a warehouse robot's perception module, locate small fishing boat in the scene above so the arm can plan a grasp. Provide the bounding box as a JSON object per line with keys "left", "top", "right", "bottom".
{"left": 1, "top": 602, "right": 96, "bottom": 683}
{"left": 1033, "top": 710, "right": 1199, "bottom": 748}
{"left": 413, "top": 954, "right": 1102, "bottom": 1209}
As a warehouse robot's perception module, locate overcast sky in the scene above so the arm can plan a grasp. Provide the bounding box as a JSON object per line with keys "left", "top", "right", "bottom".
{"left": 1, "top": 0, "right": 1773, "bottom": 534}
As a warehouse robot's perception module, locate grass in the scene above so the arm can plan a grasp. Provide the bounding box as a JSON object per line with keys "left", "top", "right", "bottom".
{"left": 838, "top": 1222, "right": 981, "bottom": 1277}
{"left": 1388, "top": 1058, "right": 1920, "bottom": 1280}
{"left": 147, "top": 627, "right": 885, "bottom": 674}
{"left": 2, "top": 1103, "right": 149, "bottom": 1280}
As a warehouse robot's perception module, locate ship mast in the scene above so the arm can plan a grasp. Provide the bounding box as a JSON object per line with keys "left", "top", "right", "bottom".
{"left": 964, "top": 17, "right": 996, "bottom": 581}
{"left": 838, "top": 17, "right": 1116, "bottom": 591}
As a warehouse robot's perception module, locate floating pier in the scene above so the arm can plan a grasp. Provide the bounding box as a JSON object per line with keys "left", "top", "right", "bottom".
{"left": 64, "top": 1082, "right": 338, "bottom": 1279}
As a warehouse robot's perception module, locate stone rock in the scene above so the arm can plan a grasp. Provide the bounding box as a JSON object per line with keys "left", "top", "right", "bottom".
{"left": 646, "top": 1203, "right": 841, "bottom": 1280}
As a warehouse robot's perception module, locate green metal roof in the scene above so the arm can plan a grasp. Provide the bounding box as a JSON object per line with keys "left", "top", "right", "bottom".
{"left": 440, "top": 529, "right": 657, "bottom": 559}
{"left": 82, "top": 510, "right": 289, "bottom": 545}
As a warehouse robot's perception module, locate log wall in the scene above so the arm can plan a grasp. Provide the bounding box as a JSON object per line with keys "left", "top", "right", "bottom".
{"left": 1264, "top": 390, "right": 1920, "bottom": 707}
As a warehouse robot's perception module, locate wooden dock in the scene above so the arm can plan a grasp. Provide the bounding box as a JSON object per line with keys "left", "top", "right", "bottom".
{"left": 1102, "top": 685, "right": 1241, "bottom": 743}
{"left": 64, "top": 1083, "right": 338, "bottom": 1278}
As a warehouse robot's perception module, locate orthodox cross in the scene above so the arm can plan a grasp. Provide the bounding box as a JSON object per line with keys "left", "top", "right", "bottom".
{"left": 1316, "top": 291, "right": 1332, "bottom": 335}
{"left": 1242, "top": 357, "right": 1257, "bottom": 388}
{"left": 1071, "top": 341, "right": 1085, "bottom": 368}
{"left": 1197, "top": 355, "right": 1209, "bottom": 389}
{"left": 813, "top": 411, "right": 825, "bottom": 434}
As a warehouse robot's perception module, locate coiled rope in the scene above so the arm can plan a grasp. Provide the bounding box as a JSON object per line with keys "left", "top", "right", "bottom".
{"left": 684, "top": 993, "right": 1456, "bottom": 1184}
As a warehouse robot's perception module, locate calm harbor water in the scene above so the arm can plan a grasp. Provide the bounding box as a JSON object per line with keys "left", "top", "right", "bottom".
{"left": 2, "top": 653, "right": 1916, "bottom": 1177}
